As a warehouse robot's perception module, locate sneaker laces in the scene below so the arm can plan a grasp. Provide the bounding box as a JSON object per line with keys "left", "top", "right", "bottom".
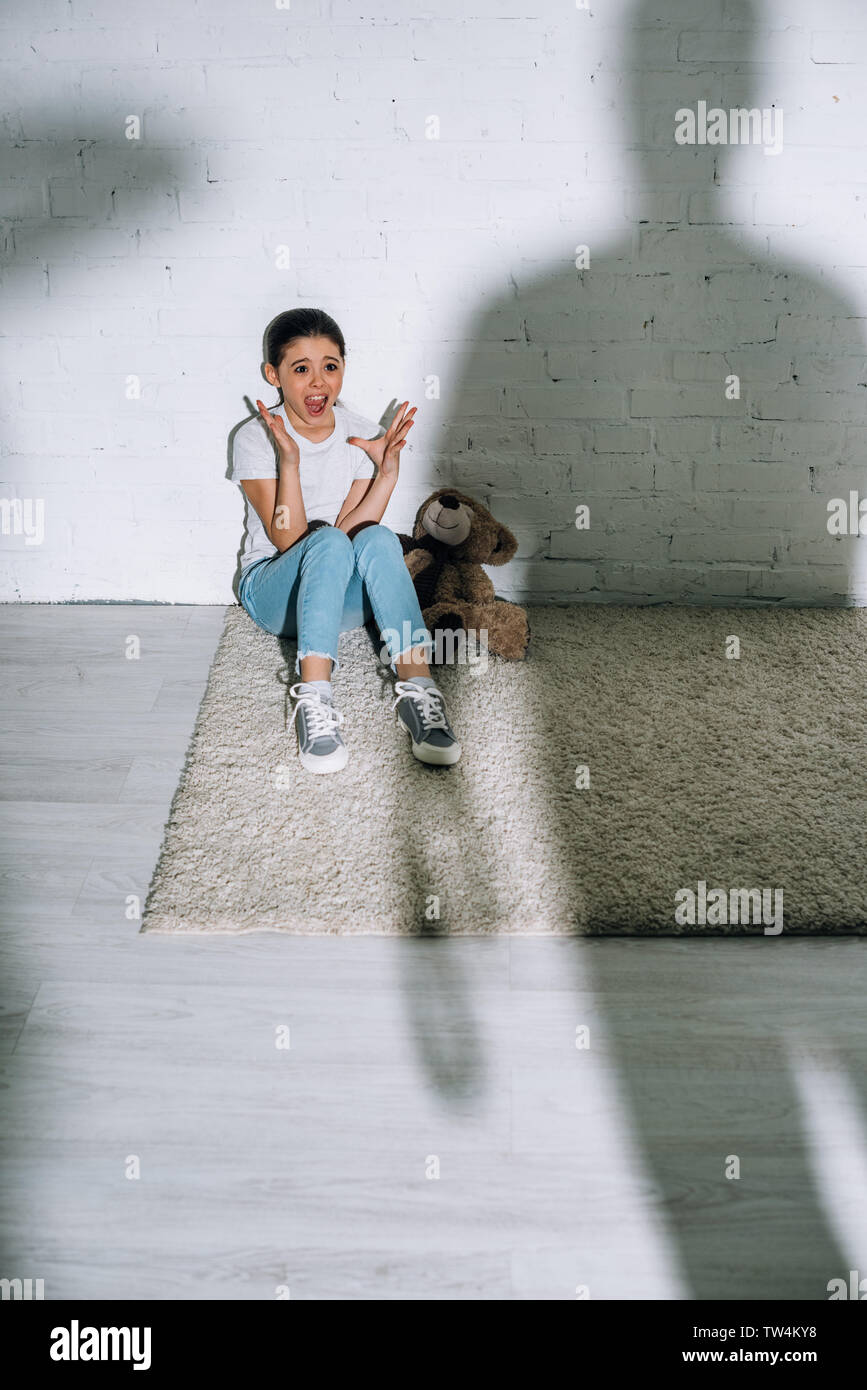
{"left": 391, "top": 680, "right": 448, "bottom": 732}
{"left": 289, "top": 683, "right": 344, "bottom": 740}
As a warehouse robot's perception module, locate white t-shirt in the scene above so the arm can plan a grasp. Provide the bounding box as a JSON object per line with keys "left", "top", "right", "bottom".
{"left": 230, "top": 399, "right": 381, "bottom": 571}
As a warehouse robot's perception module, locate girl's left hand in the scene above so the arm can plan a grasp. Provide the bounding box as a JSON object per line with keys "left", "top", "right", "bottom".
{"left": 348, "top": 401, "right": 416, "bottom": 480}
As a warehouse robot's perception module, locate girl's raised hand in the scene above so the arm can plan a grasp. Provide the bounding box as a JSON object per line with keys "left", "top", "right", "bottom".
{"left": 348, "top": 400, "right": 416, "bottom": 480}
{"left": 256, "top": 399, "right": 300, "bottom": 467}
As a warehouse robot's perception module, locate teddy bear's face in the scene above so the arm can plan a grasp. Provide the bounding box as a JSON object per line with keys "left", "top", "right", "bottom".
{"left": 413, "top": 488, "right": 518, "bottom": 566}
{"left": 419, "top": 495, "right": 473, "bottom": 547}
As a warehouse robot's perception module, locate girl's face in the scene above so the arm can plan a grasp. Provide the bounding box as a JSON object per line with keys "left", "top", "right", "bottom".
{"left": 264, "top": 334, "right": 345, "bottom": 429}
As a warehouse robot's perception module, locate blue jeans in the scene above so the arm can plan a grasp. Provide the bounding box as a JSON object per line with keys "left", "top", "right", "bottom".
{"left": 238, "top": 523, "right": 433, "bottom": 676}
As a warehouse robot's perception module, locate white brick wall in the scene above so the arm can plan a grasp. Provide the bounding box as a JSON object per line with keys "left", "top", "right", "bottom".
{"left": 2, "top": 0, "right": 867, "bottom": 603}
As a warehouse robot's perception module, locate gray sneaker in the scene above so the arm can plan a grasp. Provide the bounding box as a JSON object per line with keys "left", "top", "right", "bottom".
{"left": 392, "top": 680, "right": 462, "bottom": 766}
{"left": 289, "top": 683, "right": 348, "bottom": 774}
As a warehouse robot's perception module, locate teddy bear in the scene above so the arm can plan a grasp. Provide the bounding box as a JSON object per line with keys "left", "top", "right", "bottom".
{"left": 396, "top": 488, "right": 530, "bottom": 661}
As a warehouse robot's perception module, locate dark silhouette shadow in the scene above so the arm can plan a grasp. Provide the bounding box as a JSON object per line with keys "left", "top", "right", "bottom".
{"left": 568, "top": 936, "right": 856, "bottom": 1298}
{"left": 393, "top": 0, "right": 863, "bottom": 1296}
{"left": 3, "top": 106, "right": 198, "bottom": 414}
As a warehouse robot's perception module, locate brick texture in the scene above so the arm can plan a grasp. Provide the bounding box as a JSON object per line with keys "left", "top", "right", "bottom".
{"left": 2, "top": 0, "right": 866, "bottom": 603}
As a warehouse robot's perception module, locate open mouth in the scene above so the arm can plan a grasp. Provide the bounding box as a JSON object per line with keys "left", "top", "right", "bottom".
{"left": 304, "top": 394, "right": 328, "bottom": 417}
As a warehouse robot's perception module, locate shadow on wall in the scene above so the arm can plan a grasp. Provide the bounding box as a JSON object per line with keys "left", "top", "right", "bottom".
{"left": 394, "top": 0, "right": 866, "bottom": 1298}
{"left": 3, "top": 98, "right": 199, "bottom": 350}
{"left": 2, "top": 86, "right": 200, "bottom": 594}
{"left": 441, "top": 0, "right": 867, "bottom": 610}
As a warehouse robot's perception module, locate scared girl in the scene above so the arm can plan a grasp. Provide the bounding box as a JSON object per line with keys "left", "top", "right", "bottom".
{"left": 230, "top": 306, "right": 461, "bottom": 774}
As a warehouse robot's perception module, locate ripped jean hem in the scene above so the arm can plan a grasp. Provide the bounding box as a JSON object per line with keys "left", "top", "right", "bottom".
{"left": 295, "top": 648, "right": 341, "bottom": 676}
{"left": 387, "top": 637, "right": 435, "bottom": 676}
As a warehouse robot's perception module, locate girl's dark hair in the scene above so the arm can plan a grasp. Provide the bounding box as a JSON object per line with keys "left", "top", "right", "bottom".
{"left": 264, "top": 307, "right": 347, "bottom": 371}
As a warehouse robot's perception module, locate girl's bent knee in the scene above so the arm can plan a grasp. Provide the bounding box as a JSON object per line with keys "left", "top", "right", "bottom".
{"left": 303, "top": 525, "right": 354, "bottom": 567}
{"left": 309, "top": 524, "right": 353, "bottom": 551}
{"left": 353, "top": 523, "right": 401, "bottom": 554}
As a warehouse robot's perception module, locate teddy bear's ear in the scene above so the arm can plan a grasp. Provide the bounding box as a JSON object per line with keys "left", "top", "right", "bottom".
{"left": 488, "top": 522, "right": 518, "bottom": 565}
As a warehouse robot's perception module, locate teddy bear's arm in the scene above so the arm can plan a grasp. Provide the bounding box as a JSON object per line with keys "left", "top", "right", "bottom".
{"left": 434, "top": 560, "right": 495, "bottom": 605}
{"left": 405, "top": 548, "right": 436, "bottom": 582}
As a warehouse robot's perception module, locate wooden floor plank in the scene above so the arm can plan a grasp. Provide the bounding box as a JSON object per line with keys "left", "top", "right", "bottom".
{"left": 1, "top": 603, "right": 865, "bottom": 1300}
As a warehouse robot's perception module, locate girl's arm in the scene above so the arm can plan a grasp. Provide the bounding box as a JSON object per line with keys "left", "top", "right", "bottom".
{"left": 244, "top": 400, "right": 309, "bottom": 551}
{"left": 336, "top": 401, "right": 416, "bottom": 536}
{"left": 241, "top": 473, "right": 308, "bottom": 552}
{"left": 335, "top": 473, "right": 396, "bottom": 535}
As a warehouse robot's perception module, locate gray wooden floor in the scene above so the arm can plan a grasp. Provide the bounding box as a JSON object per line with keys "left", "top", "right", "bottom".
{"left": 1, "top": 604, "right": 866, "bottom": 1301}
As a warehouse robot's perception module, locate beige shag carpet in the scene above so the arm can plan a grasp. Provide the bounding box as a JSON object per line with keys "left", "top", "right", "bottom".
{"left": 141, "top": 604, "right": 867, "bottom": 935}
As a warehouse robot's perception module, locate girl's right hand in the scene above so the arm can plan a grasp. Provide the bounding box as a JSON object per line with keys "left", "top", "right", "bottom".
{"left": 256, "top": 399, "right": 300, "bottom": 468}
